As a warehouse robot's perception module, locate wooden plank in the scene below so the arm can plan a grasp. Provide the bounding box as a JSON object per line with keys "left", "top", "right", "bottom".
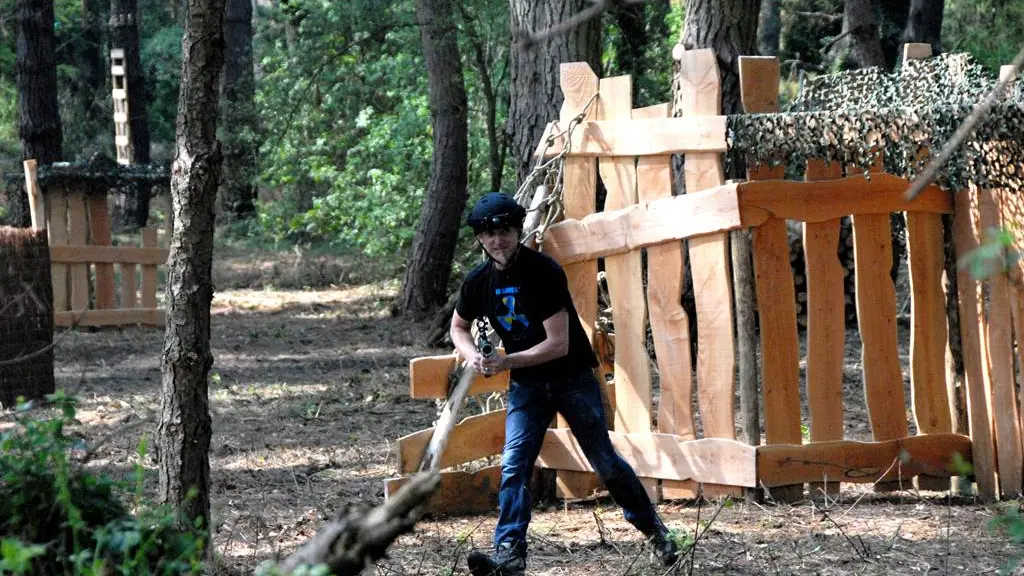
{"left": 54, "top": 307, "right": 164, "bottom": 327}
{"left": 675, "top": 48, "right": 736, "bottom": 441}
{"left": 48, "top": 192, "right": 69, "bottom": 312}
{"left": 537, "top": 429, "right": 756, "bottom": 487}
{"left": 543, "top": 184, "right": 742, "bottom": 264}
{"left": 599, "top": 75, "right": 657, "bottom": 501}
{"left": 979, "top": 188, "right": 1023, "bottom": 497}
{"left": 739, "top": 174, "right": 952, "bottom": 226}
{"left": 803, "top": 160, "right": 846, "bottom": 444}
{"left": 752, "top": 218, "right": 803, "bottom": 446}
{"left": 68, "top": 189, "right": 90, "bottom": 313}
{"left": 141, "top": 227, "right": 158, "bottom": 309}
{"left": 120, "top": 262, "right": 137, "bottom": 309}
{"left": 49, "top": 245, "right": 169, "bottom": 265}
{"left": 852, "top": 211, "right": 909, "bottom": 441}
{"left": 903, "top": 43, "right": 933, "bottom": 62}
{"left": 757, "top": 433, "right": 973, "bottom": 487}
{"left": 634, "top": 104, "right": 696, "bottom": 447}
{"left": 536, "top": 116, "right": 728, "bottom": 158}
{"left": 555, "top": 62, "right": 604, "bottom": 500}
{"left": 952, "top": 187, "right": 997, "bottom": 500}
{"left": 23, "top": 159, "right": 45, "bottom": 231}
{"left": 398, "top": 410, "right": 506, "bottom": 474}
{"left": 409, "top": 355, "right": 509, "bottom": 399}
{"left": 86, "top": 196, "right": 116, "bottom": 310}
{"left": 384, "top": 465, "right": 542, "bottom": 517}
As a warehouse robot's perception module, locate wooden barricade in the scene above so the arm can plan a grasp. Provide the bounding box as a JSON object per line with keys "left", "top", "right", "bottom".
{"left": 387, "top": 47, "right": 1024, "bottom": 512}
{"left": 26, "top": 163, "right": 169, "bottom": 328}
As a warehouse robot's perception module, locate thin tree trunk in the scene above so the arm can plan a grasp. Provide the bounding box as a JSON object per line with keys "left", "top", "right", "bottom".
{"left": 836, "top": 0, "right": 885, "bottom": 69}
{"left": 158, "top": 0, "right": 225, "bottom": 530}
{"left": 16, "top": 0, "right": 63, "bottom": 225}
{"left": 508, "top": 0, "right": 601, "bottom": 187}
{"left": 458, "top": 4, "right": 504, "bottom": 193}
{"left": 78, "top": 0, "right": 106, "bottom": 134}
{"left": 110, "top": 0, "right": 153, "bottom": 229}
{"left": 903, "top": 0, "right": 944, "bottom": 55}
{"left": 758, "top": 0, "right": 781, "bottom": 56}
{"left": 398, "top": 0, "right": 469, "bottom": 317}
{"left": 219, "top": 0, "right": 257, "bottom": 220}
{"left": 612, "top": 1, "right": 645, "bottom": 101}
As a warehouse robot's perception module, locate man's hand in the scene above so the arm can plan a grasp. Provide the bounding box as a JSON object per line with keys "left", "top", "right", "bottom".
{"left": 475, "top": 351, "right": 508, "bottom": 377}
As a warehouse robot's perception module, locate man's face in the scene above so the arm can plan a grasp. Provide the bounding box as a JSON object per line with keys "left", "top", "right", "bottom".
{"left": 477, "top": 226, "right": 519, "bottom": 268}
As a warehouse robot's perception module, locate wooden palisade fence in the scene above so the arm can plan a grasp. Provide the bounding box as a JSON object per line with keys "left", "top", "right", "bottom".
{"left": 387, "top": 44, "right": 1024, "bottom": 511}
{"left": 24, "top": 159, "right": 169, "bottom": 328}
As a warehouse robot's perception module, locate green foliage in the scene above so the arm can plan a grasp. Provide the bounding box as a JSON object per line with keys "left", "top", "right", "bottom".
{"left": 989, "top": 504, "right": 1024, "bottom": 575}
{"left": 943, "top": 0, "right": 1024, "bottom": 71}
{"left": 0, "top": 392, "right": 206, "bottom": 575}
{"left": 141, "top": 24, "right": 186, "bottom": 148}
{"left": 959, "top": 226, "right": 1019, "bottom": 281}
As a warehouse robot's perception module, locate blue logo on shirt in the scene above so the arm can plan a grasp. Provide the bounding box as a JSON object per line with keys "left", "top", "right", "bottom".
{"left": 494, "top": 287, "right": 529, "bottom": 331}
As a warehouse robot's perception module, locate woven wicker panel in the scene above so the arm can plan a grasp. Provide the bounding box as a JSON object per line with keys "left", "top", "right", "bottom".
{"left": 0, "top": 226, "right": 54, "bottom": 407}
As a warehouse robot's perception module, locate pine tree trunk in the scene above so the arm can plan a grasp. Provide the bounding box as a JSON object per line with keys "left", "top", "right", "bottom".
{"left": 902, "top": 0, "right": 944, "bottom": 55}
{"left": 219, "top": 0, "right": 257, "bottom": 220}
{"left": 758, "top": 0, "right": 781, "bottom": 56}
{"left": 508, "top": 0, "right": 601, "bottom": 187}
{"left": 837, "top": 0, "right": 885, "bottom": 69}
{"left": 397, "top": 0, "right": 469, "bottom": 318}
{"left": 157, "top": 0, "right": 224, "bottom": 531}
{"left": 110, "top": 0, "right": 153, "bottom": 229}
{"left": 77, "top": 0, "right": 106, "bottom": 133}
{"left": 16, "top": 0, "right": 63, "bottom": 226}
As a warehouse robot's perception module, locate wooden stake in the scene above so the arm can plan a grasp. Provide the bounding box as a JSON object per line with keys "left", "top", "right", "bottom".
{"left": 23, "top": 159, "right": 45, "bottom": 232}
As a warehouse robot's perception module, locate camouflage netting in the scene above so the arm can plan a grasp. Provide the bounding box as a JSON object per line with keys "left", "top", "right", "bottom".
{"left": 0, "top": 227, "right": 55, "bottom": 408}
{"left": 725, "top": 53, "right": 1024, "bottom": 192}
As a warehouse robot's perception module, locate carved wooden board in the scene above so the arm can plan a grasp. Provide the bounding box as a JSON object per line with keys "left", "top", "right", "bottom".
{"left": 86, "top": 195, "right": 116, "bottom": 309}
{"left": 397, "top": 409, "right": 506, "bottom": 474}
{"left": 675, "top": 48, "right": 735, "bottom": 441}
{"left": 68, "top": 190, "right": 90, "bottom": 313}
{"left": 384, "top": 465, "right": 543, "bottom": 517}
{"left": 48, "top": 192, "right": 70, "bottom": 312}
{"left": 409, "top": 355, "right": 509, "bottom": 399}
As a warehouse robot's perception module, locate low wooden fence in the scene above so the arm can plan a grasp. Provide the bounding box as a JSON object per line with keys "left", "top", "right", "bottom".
{"left": 24, "top": 160, "right": 169, "bottom": 328}
{"left": 387, "top": 45, "right": 1022, "bottom": 511}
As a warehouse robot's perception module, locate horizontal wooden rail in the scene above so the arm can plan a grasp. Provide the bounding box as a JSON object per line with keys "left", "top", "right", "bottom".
{"left": 543, "top": 184, "right": 742, "bottom": 264}
{"left": 397, "top": 410, "right": 505, "bottom": 473}
{"left": 756, "top": 433, "right": 972, "bottom": 487}
{"left": 49, "top": 244, "right": 169, "bottom": 265}
{"left": 409, "top": 355, "right": 509, "bottom": 399}
{"left": 537, "top": 429, "right": 756, "bottom": 487}
{"left": 384, "top": 465, "right": 543, "bottom": 516}
{"left": 533, "top": 116, "right": 727, "bottom": 158}
{"left": 740, "top": 173, "right": 952, "bottom": 225}
{"left": 54, "top": 308, "right": 164, "bottom": 327}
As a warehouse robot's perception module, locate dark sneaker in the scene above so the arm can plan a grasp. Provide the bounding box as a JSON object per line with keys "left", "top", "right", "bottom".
{"left": 467, "top": 542, "right": 526, "bottom": 576}
{"left": 649, "top": 526, "right": 681, "bottom": 568}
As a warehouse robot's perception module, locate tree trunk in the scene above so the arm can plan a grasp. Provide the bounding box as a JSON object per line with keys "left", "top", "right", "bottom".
{"left": 836, "top": 0, "right": 885, "bottom": 69}
{"left": 219, "top": 0, "right": 257, "bottom": 220}
{"left": 397, "top": 0, "right": 469, "bottom": 318}
{"left": 681, "top": 0, "right": 759, "bottom": 118}
{"left": 902, "top": 0, "right": 944, "bottom": 55}
{"left": 77, "top": 0, "right": 106, "bottom": 134}
{"left": 158, "top": 0, "right": 225, "bottom": 530}
{"left": 612, "top": 1, "right": 646, "bottom": 101}
{"left": 110, "top": 0, "right": 153, "bottom": 229}
{"left": 16, "top": 0, "right": 63, "bottom": 226}
{"left": 758, "top": 0, "right": 781, "bottom": 56}
{"left": 508, "top": 0, "right": 601, "bottom": 187}
{"left": 457, "top": 4, "right": 504, "bottom": 193}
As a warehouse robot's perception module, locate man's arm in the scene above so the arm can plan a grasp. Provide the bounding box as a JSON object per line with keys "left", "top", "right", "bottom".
{"left": 450, "top": 309, "right": 479, "bottom": 363}
{"left": 482, "top": 309, "right": 570, "bottom": 374}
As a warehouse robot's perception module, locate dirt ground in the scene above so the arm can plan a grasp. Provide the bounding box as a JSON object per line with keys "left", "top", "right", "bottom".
{"left": 40, "top": 245, "right": 1024, "bottom": 575}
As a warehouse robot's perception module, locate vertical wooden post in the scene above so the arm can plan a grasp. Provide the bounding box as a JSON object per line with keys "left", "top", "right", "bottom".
{"left": 87, "top": 194, "right": 117, "bottom": 310}
{"left": 68, "top": 188, "right": 90, "bottom": 314}
{"left": 737, "top": 55, "right": 803, "bottom": 503}
{"left": 48, "top": 191, "right": 69, "bottom": 312}
{"left": 110, "top": 48, "right": 133, "bottom": 165}
{"left": 555, "top": 62, "right": 602, "bottom": 499}
{"left": 953, "top": 187, "right": 998, "bottom": 500}
{"left": 903, "top": 43, "right": 957, "bottom": 492}
{"left": 673, "top": 48, "right": 737, "bottom": 445}
{"left": 23, "top": 160, "right": 45, "bottom": 232}
{"left": 141, "top": 226, "right": 159, "bottom": 313}
{"left": 598, "top": 75, "right": 658, "bottom": 501}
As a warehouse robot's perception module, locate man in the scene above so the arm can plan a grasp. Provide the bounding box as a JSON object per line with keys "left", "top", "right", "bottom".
{"left": 451, "top": 192, "right": 680, "bottom": 576}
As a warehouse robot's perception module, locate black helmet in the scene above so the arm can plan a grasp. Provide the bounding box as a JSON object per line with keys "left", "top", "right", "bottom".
{"left": 466, "top": 192, "right": 526, "bottom": 233}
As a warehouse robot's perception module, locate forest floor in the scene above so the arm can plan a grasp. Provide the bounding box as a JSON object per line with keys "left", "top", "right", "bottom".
{"left": 46, "top": 243, "right": 1024, "bottom": 575}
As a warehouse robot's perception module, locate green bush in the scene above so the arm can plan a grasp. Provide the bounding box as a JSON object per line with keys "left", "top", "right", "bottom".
{"left": 0, "top": 392, "right": 206, "bottom": 575}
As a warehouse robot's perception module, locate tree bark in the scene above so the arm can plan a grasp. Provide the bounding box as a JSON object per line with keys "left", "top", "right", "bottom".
{"left": 508, "top": 0, "right": 601, "bottom": 187}
{"left": 110, "top": 0, "right": 153, "bottom": 229}
{"left": 836, "top": 0, "right": 885, "bottom": 69}
{"left": 758, "top": 0, "right": 781, "bottom": 56}
{"left": 219, "top": 0, "right": 257, "bottom": 220}
{"left": 612, "top": 1, "right": 646, "bottom": 101}
{"left": 397, "top": 0, "right": 469, "bottom": 318}
{"left": 902, "top": 0, "right": 944, "bottom": 55}
{"left": 77, "top": 0, "right": 106, "bottom": 133}
{"left": 158, "top": 0, "right": 225, "bottom": 531}
{"left": 16, "top": 0, "right": 63, "bottom": 225}
{"left": 681, "top": 0, "right": 759, "bottom": 118}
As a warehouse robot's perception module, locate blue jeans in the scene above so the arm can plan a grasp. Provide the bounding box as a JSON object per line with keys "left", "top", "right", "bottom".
{"left": 494, "top": 370, "right": 659, "bottom": 555}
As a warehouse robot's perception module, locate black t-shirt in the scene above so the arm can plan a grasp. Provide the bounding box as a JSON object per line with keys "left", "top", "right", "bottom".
{"left": 455, "top": 247, "right": 598, "bottom": 381}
